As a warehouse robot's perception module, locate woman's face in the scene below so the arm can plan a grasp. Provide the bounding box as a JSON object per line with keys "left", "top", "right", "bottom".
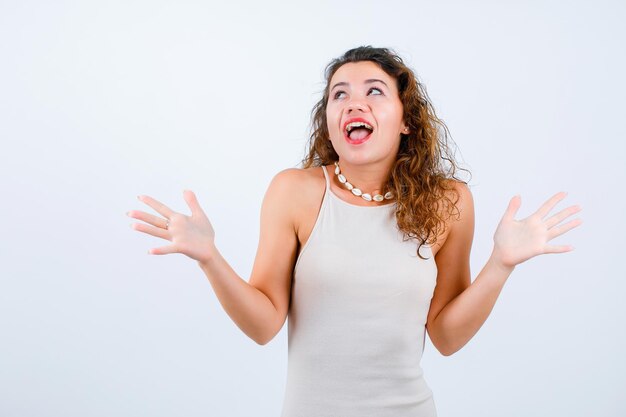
{"left": 326, "top": 60, "right": 407, "bottom": 166}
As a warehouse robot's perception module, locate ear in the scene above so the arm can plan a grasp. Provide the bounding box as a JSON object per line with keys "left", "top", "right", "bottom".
{"left": 401, "top": 124, "right": 410, "bottom": 134}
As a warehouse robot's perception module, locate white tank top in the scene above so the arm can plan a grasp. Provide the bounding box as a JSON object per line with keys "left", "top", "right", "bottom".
{"left": 280, "top": 165, "right": 439, "bottom": 417}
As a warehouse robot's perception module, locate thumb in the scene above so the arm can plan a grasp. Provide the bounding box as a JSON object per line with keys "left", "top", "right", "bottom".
{"left": 503, "top": 194, "right": 521, "bottom": 221}
{"left": 183, "top": 189, "right": 208, "bottom": 219}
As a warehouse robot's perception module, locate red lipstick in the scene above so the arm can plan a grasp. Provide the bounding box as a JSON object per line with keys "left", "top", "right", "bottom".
{"left": 343, "top": 117, "right": 374, "bottom": 145}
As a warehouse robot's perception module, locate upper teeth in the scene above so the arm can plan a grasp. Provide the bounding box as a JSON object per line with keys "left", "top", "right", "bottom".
{"left": 346, "top": 121, "right": 373, "bottom": 133}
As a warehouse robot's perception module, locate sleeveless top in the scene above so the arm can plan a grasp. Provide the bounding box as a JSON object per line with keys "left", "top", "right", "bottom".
{"left": 280, "top": 165, "right": 439, "bottom": 417}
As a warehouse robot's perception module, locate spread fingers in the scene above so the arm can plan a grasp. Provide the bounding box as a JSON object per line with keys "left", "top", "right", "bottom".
{"left": 130, "top": 222, "right": 170, "bottom": 240}
{"left": 137, "top": 195, "right": 175, "bottom": 219}
{"left": 545, "top": 204, "right": 582, "bottom": 229}
{"left": 127, "top": 210, "right": 169, "bottom": 229}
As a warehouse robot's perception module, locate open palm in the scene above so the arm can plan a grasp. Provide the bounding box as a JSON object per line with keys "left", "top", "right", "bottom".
{"left": 492, "top": 191, "right": 583, "bottom": 268}
{"left": 127, "top": 190, "right": 215, "bottom": 263}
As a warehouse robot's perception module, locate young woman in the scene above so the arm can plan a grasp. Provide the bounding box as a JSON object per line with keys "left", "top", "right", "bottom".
{"left": 127, "top": 46, "right": 582, "bottom": 416}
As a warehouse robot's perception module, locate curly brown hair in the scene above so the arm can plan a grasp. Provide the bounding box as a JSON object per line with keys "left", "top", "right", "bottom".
{"left": 299, "top": 45, "right": 472, "bottom": 259}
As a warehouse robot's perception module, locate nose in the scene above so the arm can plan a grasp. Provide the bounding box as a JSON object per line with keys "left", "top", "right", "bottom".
{"left": 346, "top": 100, "right": 368, "bottom": 114}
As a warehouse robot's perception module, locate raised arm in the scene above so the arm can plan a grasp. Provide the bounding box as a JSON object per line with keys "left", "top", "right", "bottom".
{"left": 198, "top": 169, "right": 300, "bottom": 345}
{"left": 426, "top": 185, "right": 582, "bottom": 356}
{"left": 128, "top": 169, "right": 301, "bottom": 345}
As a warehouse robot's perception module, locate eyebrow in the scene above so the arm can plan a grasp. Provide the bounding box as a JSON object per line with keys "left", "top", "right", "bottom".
{"left": 330, "top": 78, "right": 389, "bottom": 92}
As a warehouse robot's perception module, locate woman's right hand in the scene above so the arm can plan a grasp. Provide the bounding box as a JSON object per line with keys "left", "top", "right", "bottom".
{"left": 127, "top": 189, "right": 216, "bottom": 264}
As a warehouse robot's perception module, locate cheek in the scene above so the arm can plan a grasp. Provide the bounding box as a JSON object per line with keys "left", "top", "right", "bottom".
{"left": 326, "top": 111, "right": 340, "bottom": 130}
{"left": 377, "top": 105, "right": 404, "bottom": 127}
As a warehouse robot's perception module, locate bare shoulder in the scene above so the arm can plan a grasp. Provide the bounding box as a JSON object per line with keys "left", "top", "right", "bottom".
{"left": 265, "top": 166, "right": 323, "bottom": 218}
{"left": 441, "top": 179, "right": 474, "bottom": 230}
{"left": 426, "top": 179, "right": 475, "bottom": 354}
{"left": 442, "top": 178, "right": 472, "bottom": 208}
{"left": 431, "top": 179, "right": 475, "bottom": 256}
{"left": 267, "top": 166, "right": 322, "bottom": 202}
{"left": 271, "top": 166, "right": 320, "bottom": 184}
{"left": 270, "top": 166, "right": 327, "bottom": 247}
{"left": 271, "top": 166, "right": 325, "bottom": 195}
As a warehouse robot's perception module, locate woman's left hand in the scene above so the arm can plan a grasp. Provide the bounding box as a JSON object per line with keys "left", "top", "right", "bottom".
{"left": 492, "top": 191, "right": 583, "bottom": 269}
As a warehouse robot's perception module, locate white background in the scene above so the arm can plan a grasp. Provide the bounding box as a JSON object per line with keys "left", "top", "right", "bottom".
{"left": 1, "top": 1, "right": 624, "bottom": 416}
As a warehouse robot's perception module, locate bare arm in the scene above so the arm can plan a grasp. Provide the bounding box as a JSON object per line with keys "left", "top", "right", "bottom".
{"left": 198, "top": 169, "right": 300, "bottom": 345}
{"left": 197, "top": 246, "right": 281, "bottom": 345}
{"left": 129, "top": 169, "right": 300, "bottom": 346}
{"left": 427, "top": 187, "right": 582, "bottom": 356}
{"left": 429, "top": 251, "right": 514, "bottom": 356}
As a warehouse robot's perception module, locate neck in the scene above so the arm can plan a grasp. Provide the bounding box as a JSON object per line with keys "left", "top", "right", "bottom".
{"left": 335, "top": 159, "right": 393, "bottom": 194}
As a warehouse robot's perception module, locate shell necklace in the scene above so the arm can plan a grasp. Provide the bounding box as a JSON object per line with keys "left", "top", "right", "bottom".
{"left": 333, "top": 161, "right": 394, "bottom": 203}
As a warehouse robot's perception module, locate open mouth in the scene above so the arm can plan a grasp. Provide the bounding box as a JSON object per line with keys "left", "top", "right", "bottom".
{"left": 344, "top": 120, "right": 374, "bottom": 144}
